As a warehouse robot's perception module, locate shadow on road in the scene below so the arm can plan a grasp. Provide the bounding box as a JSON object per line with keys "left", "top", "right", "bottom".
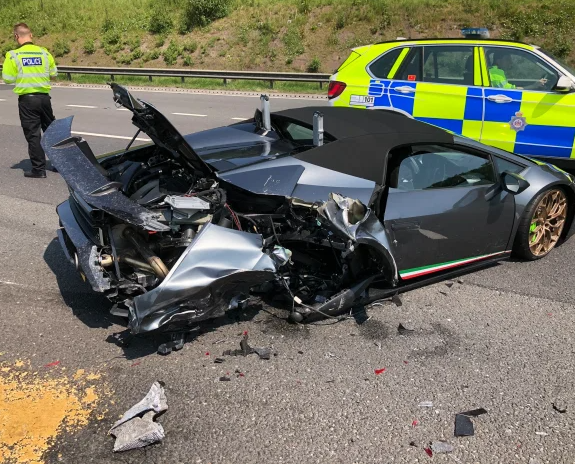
{"left": 43, "top": 238, "right": 123, "bottom": 330}
{"left": 11, "top": 158, "right": 56, "bottom": 172}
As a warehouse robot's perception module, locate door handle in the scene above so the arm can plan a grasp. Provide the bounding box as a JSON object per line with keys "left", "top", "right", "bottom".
{"left": 487, "top": 94, "right": 513, "bottom": 103}
{"left": 392, "top": 86, "right": 416, "bottom": 94}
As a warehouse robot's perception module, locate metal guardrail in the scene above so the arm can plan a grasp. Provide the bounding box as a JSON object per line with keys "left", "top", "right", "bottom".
{"left": 57, "top": 66, "right": 332, "bottom": 89}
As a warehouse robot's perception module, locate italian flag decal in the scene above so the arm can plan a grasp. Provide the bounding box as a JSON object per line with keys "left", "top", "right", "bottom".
{"left": 399, "top": 251, "right": 511, "bottom": 280}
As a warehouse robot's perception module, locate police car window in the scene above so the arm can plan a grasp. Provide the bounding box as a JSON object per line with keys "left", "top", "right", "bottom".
{"left": 493, "top": 156, "right": 525, "bottom": 175}
{"left": 485, "top": 47, "right": 558, "bottom": 89}
{"left": 369, "top": 47, "right": 404, "bottom": 79}
{"left": 388, "top": 144, "right": 495, "bottom": 190}
{"left": 397, "top": 47, "right": 422, "bottom": 82}
{"left": 422, "top": 46, "right": 474, "bottom": 85}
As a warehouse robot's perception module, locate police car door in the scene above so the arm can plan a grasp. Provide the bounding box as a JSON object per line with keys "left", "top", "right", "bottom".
{"left": 480, "top": 46, "right": 575, "bottom": 159}
{"left": 388, "top": 45, "right": 483, "bottom": 140}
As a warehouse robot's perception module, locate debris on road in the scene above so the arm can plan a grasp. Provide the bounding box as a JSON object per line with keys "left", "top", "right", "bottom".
{"left": 157, "top": 333, "right": 185, "bottom": 355}
{"left": 424, "top": 447, "right": 433, "bottom": 457}
{"left": 374, "top": 342, "right": 382, "bottom": 350}
{"left": 222, "top": 332, "right": 273, "bottom": 360}
{"left": 391, "top": 295, "right": 403, "bottom": 307}
{"left": 44, "top": 361, "right": 60, "bottom": 368}
{"left": 109, "top": 381, "right": 167, "bottom": 452}
{"left": 398, "top": 322, "right": 415, "bottom": 334}
{"left": 411, "top": 420, "right": 419, "bottom": 427}
{"left": 214, "top": 358, "right": 225, "bottom": 364}
{"left": 431, "top": 441, "right": 454, "bottom": 454}
{"left": 454, "top": 408, "right": 487, "bottom": 437}
{"left": 219, "top": 376, "right": 231, "bottom": 381}
{"left": 535, "top": 431, "right": 548, "bottom": 436}
{"left": 418, "top": 401, "right": 433, "bottom": 408}
{"left": 374, "top": 368, "right": 386, "bottom": 375}
{"left": 552, "top": 401, "right": 567, "bottom": 413}
{"left": 445, "top": 282, "right": 454, "bottom": 288}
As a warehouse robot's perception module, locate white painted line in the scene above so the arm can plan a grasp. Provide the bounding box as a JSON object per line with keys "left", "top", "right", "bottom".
{"left": 117, "top": 108, "right": 130, "bottom": 111}
{"left": 0, "top": 99, "right": 6, "bottom": 102}
{"left": 231, "top": 117, "right": 248, "bottom": 121}
{"left": 171, "top": 112, "right": 207, "bottom": 117}
{"left": 66, "top": 104, "right": 97, "bottom": 109}
{"left": 71, "top": 131, "right": 151, "bottom": 142}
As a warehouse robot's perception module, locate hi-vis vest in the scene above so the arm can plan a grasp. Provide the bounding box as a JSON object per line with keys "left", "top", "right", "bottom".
{"left": 1, "top": 43, "right": 57, "bottom": 95}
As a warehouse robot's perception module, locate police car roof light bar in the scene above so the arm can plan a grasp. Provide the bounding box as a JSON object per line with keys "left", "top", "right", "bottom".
{"left": 461, "top": 28, "right": 490, "bottom": 39}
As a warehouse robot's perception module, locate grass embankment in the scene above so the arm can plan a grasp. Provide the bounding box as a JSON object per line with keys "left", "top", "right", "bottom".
{"left": 1, "top": 0, "right": 574, "bottom": 91}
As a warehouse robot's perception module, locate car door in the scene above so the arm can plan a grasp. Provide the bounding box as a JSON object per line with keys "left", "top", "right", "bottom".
{"left": 387, "top": 45, "right": 484, "bottom": 140}
{"left": 383, "top": 144, "right": 515, "bottom": 279}
{"left": 480, "top": 46, "right": 575, "bottom": 158}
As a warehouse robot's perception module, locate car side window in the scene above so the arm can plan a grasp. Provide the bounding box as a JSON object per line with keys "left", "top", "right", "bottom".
{"left": 388, "top": 144, "right": 496, "bottom": 190}
{"left": 484, "top": 47, "right": 558, "bottom": 90}
{"left": 493, "top": 156, "right": 525, "bottom": 175}
{"left": 396, "top": 47, "right": 422, "bottom": 82}
{"left": 422, "top": 46, "right": 474, "bottom": 85}
{"left": 369, "top": 47, "right": 405, "bottom": 79}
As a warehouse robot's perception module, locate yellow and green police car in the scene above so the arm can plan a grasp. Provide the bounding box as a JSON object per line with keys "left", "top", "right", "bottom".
{"left": 328, "top": 29, "right": 575, "bottom": 170}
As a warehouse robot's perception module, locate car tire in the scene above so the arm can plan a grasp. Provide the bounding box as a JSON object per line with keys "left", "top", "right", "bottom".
{"left": 512, "top": 188, "right": 568, "bottom": 260}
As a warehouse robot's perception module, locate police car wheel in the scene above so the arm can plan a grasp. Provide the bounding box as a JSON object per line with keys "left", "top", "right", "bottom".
{"left": 513, "top": 188, "right": 568, "bottom": 260}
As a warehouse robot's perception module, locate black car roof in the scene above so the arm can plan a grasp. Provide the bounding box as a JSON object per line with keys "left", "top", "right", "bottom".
{"left": 272, "top": 107, "right": 454, "bottom": 184}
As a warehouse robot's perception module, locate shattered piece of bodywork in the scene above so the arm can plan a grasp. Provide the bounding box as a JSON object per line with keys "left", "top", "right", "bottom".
{"left": 391, "top": 295, "right": 402, "bottom": 307}
{"left": 253, "top": 347, "right": 271, "bottom": 360}
{"left": 374, "top": 368, "right": 386, "bottom": 375}
{"left": 222, "top": 332, "right": 272, "bottom": 360}
{"left": 111, "top": 411, "right": 165, "bottom": 452}
{"left": 156, "top": 333, "right": 186, "bottom": 355}
{"left": 431, "top": 441, "right": 454, "bottom": 454}
{"left": 552, "top": 401, "right": 567, "bottom": 413}
{"left": 454, "top": 408, "right": 487, "bottom": 438}
{"left": 219, "top": 376, "right": 231, "bottom": 381}
{"left": 398, "top": 322, "right": 415, "bottom": 334}
{"left": 109, "top": 382, "right": 167, "bottom": 452}
{"left": 418, "top": 401, "right": 433, "bottom": 408}
{"left": 214, "top": 358, "right": 225, "bottom": 364}
{"left": 446, "top": 282, "right": 454, "bottom": 288}
{"left": 271, "top": 246, "right": 292, "bottom": 267}
{"left": 424, "top": 447, "right": 433, "bottom": 457}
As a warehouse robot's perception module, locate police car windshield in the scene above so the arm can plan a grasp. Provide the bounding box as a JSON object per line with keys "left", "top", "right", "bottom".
{"left": 539, "top": 49, "right": 575, "bottom": 77}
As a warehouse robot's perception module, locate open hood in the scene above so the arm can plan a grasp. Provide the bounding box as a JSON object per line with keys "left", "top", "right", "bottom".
{"left": 111, "top": 83, "right": 214, "bottom": 177}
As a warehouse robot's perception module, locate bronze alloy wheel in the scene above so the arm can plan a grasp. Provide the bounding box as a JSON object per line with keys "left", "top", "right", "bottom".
{"left": 529, "top": 189, "right": 568, "bottom": 257}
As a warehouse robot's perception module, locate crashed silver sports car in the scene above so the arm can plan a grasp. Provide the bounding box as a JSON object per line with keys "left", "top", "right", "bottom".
{"left": 44, "top": 84, "right": 575, "bottom": 335}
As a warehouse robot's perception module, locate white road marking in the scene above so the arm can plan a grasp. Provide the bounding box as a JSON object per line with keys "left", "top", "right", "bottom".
{"left": 0, "top": 99, "right": 6, "bottom": 102}
{"left": 66, "top": 104, "right": 97, "bottom": 109}
{"left": 231, "top": 117, "right": 247, "bottom": 121}
{"left": 117, "top": 108, "right": 130, "bottom": 111}
{"left": 71, "top": 131, "right": 151, "bottom": 142}
{"left": 0, "top": 280, "right": 25, "bottom": 287}
{"left": 172, "top": 112, "right": 207, "bottom": 117}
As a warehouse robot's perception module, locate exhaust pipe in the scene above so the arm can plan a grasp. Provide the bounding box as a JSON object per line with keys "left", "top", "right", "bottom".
{"left": 123, "top": 228, "right": 169, "bottom": 280}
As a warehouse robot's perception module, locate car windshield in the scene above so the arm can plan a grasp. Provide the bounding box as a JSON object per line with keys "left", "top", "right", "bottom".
{"left": 539, "top": 48, "right": 575, "bottom": 76}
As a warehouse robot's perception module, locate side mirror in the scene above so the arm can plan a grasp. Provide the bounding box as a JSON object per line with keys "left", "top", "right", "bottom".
{"left": 501, "top": 171, "right": 530, "bottom": 195}
{"left": 553, "top": 75, "right": 574, "bottom": 92}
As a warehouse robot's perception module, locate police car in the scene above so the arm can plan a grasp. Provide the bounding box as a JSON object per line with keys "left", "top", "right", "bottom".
{"left": 328, "top": 29, "right": 575, "bottom": 170}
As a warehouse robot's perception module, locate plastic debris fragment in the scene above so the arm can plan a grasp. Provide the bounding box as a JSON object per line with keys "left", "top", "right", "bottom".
{"left": 219, "top": 376, "right": 231, "bottom": 381}
{"left": 222, "top": 332, "right": 272, "bottom": 360}
{"left": 398, "top": 322, "right": 415, "bottom": 334}
{"left": 391, "top": 295, "right": 402, "bottom": 307}
{"left": 374, "top": 368, "right": 386, "bottom": 375}
{"left": 424, "top": 447, "right": 433, "bottom": 457}
{"left": 431, "top": 441, "right": 453, "bottom": 454}
{"left": 419, "top": 401, "right": 433, "bottom": 407}
{"left": 454, "top": 408, "right": 487, "bottom": 437}
{"left": 552, "top": 401, "right": 567, "bottom": 413}
{"left": 109, "top": 381, "right": 167, "bottom": 452}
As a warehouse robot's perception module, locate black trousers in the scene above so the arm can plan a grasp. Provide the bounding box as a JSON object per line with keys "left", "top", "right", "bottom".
{"left": 18, "top": 93, "right": 56, "bottom": 174}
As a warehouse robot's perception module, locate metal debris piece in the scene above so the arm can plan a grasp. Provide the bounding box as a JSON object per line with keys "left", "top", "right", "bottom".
{"left": 418, "top": 401, "right": 433, "bottom": 407}
{"left": 219, "top": 376, "right": 231, "bottom": 381}
{"left": 109, "top": 381, "right": 167, "bottom": 452}
{"left": 552, "top": 401, "right": 567, "bottom": 413}
{"left": 222, "top": 332, "right": 272, "bottom": 360}
{"left": 439, "top": 290, "right": 448, "bottom": 296}
{"left": 431, "top": 441, "right": 454, "bottom": 454}
{"left": 445, "top": 282, "right": 454, "bottom": 288}
{"left": 398, "top": 322, "right": 415, "bottom": 334}
{"left": 391, "top": 294, "right": 402, "bottom": 307}
{"left": 454, "top": 408, "right": 487, "bottom": 437}
{"left": 214, "top": 358, "right": 225, "bottom": 364}
{"left": 157, "top": 333, "right": 185, "bottom": 355}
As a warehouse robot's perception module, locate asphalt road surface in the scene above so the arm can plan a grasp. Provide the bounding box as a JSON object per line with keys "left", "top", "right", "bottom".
{"left": 0, "top": 83, "right": 574, "bottom": 464}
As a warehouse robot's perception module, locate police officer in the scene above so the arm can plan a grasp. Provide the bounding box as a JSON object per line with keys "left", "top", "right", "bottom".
{"left": 489, "top": 50, "right": 547, "bottom": 91}
{"left": 2, "top": 23, "right": 58, "bottom": 178}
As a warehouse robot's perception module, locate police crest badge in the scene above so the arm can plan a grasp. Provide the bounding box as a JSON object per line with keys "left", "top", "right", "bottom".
{"left": 509, "top": 112, "right": 527, "bottom": 132}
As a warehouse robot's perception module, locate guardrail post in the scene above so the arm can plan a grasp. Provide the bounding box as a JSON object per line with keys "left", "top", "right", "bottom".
{"left": 149, "top": 76, "right": 152, "bottom": 82}
{"left": 181, "top": 76, "right": 185, "bottom": 83}
{"left": 66, "top": 72, "right": 71, "bottom": 81}
{"left": 110, "top": 74, "right": 115, "bottom": 81}
{"left": 269, "top": 80, "right": 274, "bottom": 89}
{"left": 319, "top": 81, "right": 323, "bottom": 90}
{"left": 223, "top": 78, "right": 227, "bottom": 86}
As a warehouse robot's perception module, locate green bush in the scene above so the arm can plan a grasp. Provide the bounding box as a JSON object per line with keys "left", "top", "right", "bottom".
{"left": 103, "top": 43, "right": 122, "bottom": 56}
{"left": 183, "top": 39, "right": 198, "bottom": 53}
{"left": 154, "top": 35, "right": 166, "bottom": 48}
{"left": 142, "top": 49, "right": 161, "bottom": 62}
{"left": 116, "top": 53, "right": 134, "bottom": 65}
{"left": 183, "top": 55, "right": 194, "bottom": 66}
{"left": 149, "top": 8, "right": 173, "bottom": 34}
{"left": 282, "top": 25, "right": 304, "bottom": 57}
{"left": 306, "top": 57, "right": 321, "bottom": 72}
{"left": 163, "top": 39, "right": 182, "bottom": 65}
{"left": 127, "top": 37, "right": 141, "bottom": 51}
{"left": 181, "top": 0, "right": 233, "bottom": 31}
{"left": 101, "top": 18, "right": 115, "bottom": 33}
{"left": 52, "top": 39, "right": 70, "bottom": 58}
{"left": 334, "top": 14, "right": 346, "bottom": 30}
{"left": 131, "top": 48, "right": 144, "bottom": 60}
{"left": 83, "top": 38, "right": 96, "bottom": 55}
{"left": 103, "top": 30, "right": 121, "bottom": 46}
